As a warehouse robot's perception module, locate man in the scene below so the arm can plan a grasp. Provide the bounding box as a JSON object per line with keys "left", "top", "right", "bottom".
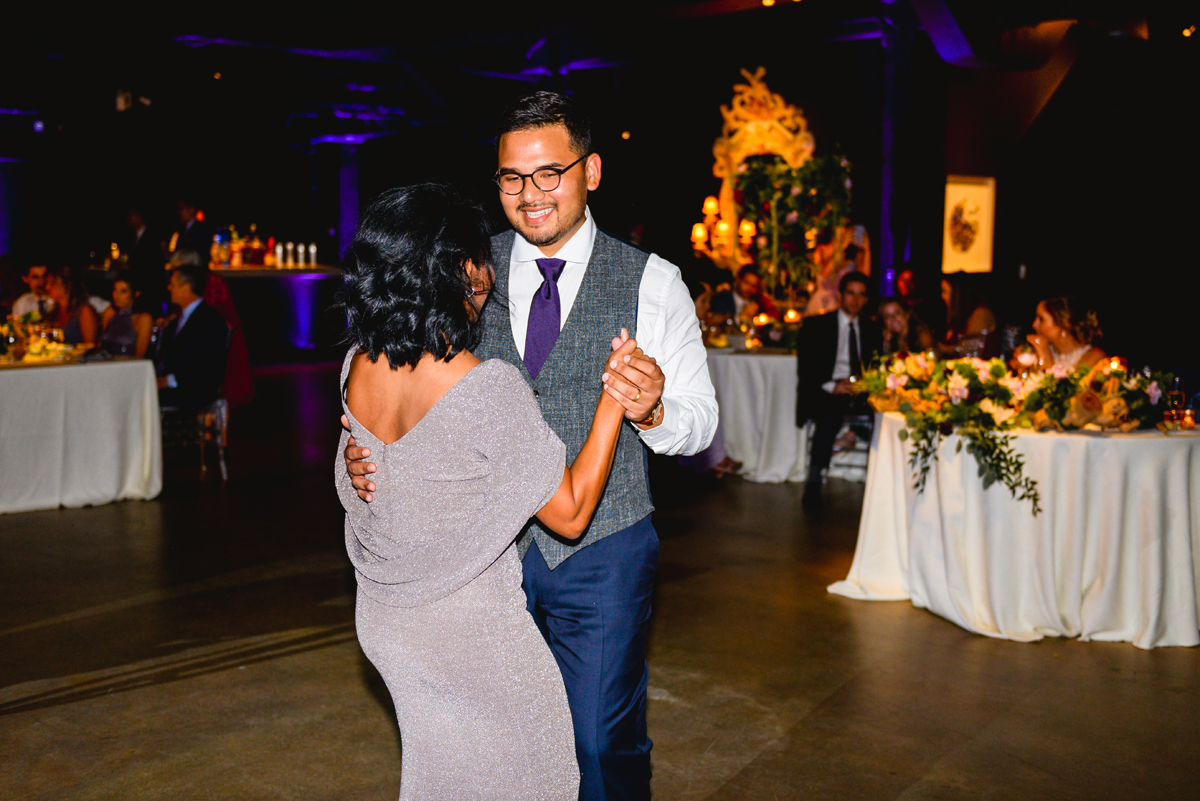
{"left": 708, "top": 265, "right": 778, "bottom": 323}
{"left": 125, "top": 207, "right": 166, "bottom": 315}
{"left": 11, "top": 263, "right": 52, "bottom": 318}
{"left": 343, "top": 91, "right": 717, "bottom": 800}
{"left": 170, "top": 198, "right": 211, "bottom": 259}
{"left": 156, "top": 253, "right": 229, "bottom": 411}
{"left": 795, "top": 270, "right": 880, "bottom": 510}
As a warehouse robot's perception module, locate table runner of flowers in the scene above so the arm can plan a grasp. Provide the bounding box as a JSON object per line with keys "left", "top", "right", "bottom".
{"left": 855, "top": 353, "right": 1177, "bottom": 516}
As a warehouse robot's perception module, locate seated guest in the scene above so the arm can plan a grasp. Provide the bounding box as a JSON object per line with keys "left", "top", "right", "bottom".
{"left": 156, "top": 255, "right": 230, "bottom": 410}
{"left": 796, "top": 271, "right": 880, "bottom": 510}
{"left": 100, "top": 274, "right": 154, "bottom": 358}
{"left": 938, "top": 272, "right": 998, "bottom": 358}
{"left": 879, "top": 296, "right": 936, "bottom": 355}
{"left": 710, "top": 266, "right": 778, "bottom": 323}
{"left": 895, "top": 266, "right": 944, "bottom": 333}
{"left": 11, "top": 262, "right": 52, "bottom": 319}
{"left": 44, "top": 265, "right": 99, "bottom": 345}
{"left": 1025, "top": 295, "right": 1107, "bottom": 370}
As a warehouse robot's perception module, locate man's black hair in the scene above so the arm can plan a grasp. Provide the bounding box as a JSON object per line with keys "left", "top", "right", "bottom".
{"left": 496, "top": 91, "right": 593, "bottom": 158}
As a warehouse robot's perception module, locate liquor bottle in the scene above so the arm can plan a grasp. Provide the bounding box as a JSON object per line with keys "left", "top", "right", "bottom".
{"left": 243, "top": 223, "right": 266, "bottom": 266}
{"left": 229, "top": 226, "right": 244, "bottom": 268}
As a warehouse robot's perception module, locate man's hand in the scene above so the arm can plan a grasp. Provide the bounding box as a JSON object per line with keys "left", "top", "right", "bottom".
{"left": 342, "top": 414, "right": 377, "bottom": 502}
{"left": 602, "top": 328, "right": 666, "bottom": 427}
{"left": 832, "top": 378, "right": 857, "bottom": 395}
{"left": 737, "top": 301, "right": 760, "bottom": 323}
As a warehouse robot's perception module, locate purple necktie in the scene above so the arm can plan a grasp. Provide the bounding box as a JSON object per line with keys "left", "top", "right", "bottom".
{"left": 525, "top": 257, "right": 567, "bottom": 380}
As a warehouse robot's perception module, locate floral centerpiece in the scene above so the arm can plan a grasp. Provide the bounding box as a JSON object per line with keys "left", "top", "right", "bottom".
{"left": 856, "top": 353, "right": 1176, "bottom": 515}
{"left": 733, "top": 153, "right": 852, "bottom": 295}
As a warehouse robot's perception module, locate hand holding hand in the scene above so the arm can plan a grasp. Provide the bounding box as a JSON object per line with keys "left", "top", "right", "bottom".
{"left": 833, "top": 378, "right": 857, "bottom": 395}
{"left": 341, "top": 414, "right": 377, "bottom": 502}
{"left": 602, "top": 327, "right": 665, "bottom": 426}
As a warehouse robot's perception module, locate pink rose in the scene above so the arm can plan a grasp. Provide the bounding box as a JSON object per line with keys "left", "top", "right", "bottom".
{"left": 948, "top": 372, "right": 969, "bottom": 405}
{"left": 1148, "top": 381, "right": 1162, "bottom": 405}
{"left": 785, "top": 210, "right": 800, "bottom": 224}
{"left": 886, "top": 373, "right": 909, "bottom": 391}
{"left": 1051, "top": 364, "right": 1070, "bottom": 380}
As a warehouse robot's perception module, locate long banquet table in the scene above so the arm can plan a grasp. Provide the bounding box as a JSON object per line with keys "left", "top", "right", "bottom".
{"left": 0, "top": 359, "right": 162, "bottom": 514}
{"left": 829, "top": 412, "right": 1200, "bottom": 649}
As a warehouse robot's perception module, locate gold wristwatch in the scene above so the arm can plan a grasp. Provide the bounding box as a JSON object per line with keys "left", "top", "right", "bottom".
{"left": 637, "top": 398, "right": 665, "bottom": 428}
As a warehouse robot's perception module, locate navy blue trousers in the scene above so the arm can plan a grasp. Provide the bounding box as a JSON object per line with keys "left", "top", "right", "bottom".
{"left": 522, "top": 516, "right": 658, "bottom": 801}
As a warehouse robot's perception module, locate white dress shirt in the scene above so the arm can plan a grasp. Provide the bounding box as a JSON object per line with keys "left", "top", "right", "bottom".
{"left": 822, "top": 309, "right": 862, "bottom": 394}
{"left": 12, "top": 293, "right": 44, "bottom": 318}
{"left": 506, "top": 208, "right": 717, "bottom": 456}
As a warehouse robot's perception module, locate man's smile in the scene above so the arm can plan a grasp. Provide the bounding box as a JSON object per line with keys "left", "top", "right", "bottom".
{"left": 521, "top": 206, "right": 555, "bottom": 223}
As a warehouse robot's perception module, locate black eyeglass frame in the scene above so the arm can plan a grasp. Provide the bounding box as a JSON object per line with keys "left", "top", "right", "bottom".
{"left": 493, "top": 154, "right": 589, "bottom": 195}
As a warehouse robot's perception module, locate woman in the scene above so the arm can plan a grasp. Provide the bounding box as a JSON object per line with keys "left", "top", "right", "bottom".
{"left": 99, "top": 274, "right": 154, "bottom": 357}
{"left": 1025, "top": 295, "right": 1106, "bottom": 370}
{"left": 879, "top": 296, "right": 936, "bottom": 355}
{"left": 335, "top": 184, "right": 634, "bottom": 800}
{"left": 44, "top": 265, "right": 98, "bottom": 345}
{"left": 938, "top": 273, "right": 998, "bottom": 358}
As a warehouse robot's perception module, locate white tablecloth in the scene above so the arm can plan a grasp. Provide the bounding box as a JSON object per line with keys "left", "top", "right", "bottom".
{"left": 0, "top": 360, "right": 163, "bottom": 514}
{"left": 706, "top": 351, "right": 867, "bottom": 483}
{"left": 829, "top": 412, "right": 1200, "bottom": 649}
{"left": 706, "top": 352, "right": 807, "bottom": 483}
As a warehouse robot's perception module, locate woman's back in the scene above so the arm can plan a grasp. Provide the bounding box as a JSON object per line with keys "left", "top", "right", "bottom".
{"left": 338, "top": 349, "right": 566, "bottom": 608}
{"left": 336, "top": 347, "right": 578, "bottom": 799}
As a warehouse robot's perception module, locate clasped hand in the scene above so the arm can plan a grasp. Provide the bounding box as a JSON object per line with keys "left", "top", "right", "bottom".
{"left": 342, "top": 331, "right": 664, "bottom": 503}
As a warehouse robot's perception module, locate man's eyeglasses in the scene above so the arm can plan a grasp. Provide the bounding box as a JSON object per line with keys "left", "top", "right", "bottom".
{"left": 494, "top": 154, "right": 588, "bottom": 195}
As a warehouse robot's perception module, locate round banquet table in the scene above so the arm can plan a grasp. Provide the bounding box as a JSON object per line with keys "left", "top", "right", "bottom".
{"left": 0, "top": 359, "right": 162, "bottom": 514}
{"left": 829, "top": 412, "right": 1200, "bottom": 649}
{"left": 705, "top": 350, "right": 867, "bottom": 483}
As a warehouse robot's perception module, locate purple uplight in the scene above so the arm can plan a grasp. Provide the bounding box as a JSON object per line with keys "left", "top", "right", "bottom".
{"left": 311, "top": 133, "right": 386, "bottom": 145}
{"left": 525, "top": 38, "right": 547, "bottom": 60}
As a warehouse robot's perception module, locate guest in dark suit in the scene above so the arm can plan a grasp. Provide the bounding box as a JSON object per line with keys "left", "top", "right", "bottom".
{"left": 125, "top": 207, "right": 167, "bottom": 315}
{"left": 796, "top": 271, "right": 880, "bottom": 509}
{"left": 709, "top": 266, "right": 778, "bottom": 323}
{"left": 170, "top": 198, "right": 212, "bottom": 262}
{"left": 156, "top": 254, "right": 229, "bottom": 411}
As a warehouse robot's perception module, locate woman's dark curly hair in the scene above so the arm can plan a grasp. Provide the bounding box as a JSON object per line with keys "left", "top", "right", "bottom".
{"left": 341, "top": 183, "right": 493, "bottom": 369}
{"left": 1041, "top": 295, "right": 1103, "bottom": 346}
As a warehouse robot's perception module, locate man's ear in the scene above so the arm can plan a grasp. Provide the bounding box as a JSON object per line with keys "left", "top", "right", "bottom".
{"left": 585, "top": 153, "right": 602, "bottom": 192}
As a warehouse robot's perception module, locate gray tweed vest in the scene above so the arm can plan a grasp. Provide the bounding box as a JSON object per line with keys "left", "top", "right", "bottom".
{"left": 477, "top": 228, "right": 654, "bottom": 570}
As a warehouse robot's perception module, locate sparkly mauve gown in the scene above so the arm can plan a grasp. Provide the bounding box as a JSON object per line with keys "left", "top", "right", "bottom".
{"left": 335, "top": 350, "right": 579, "bottom": 800}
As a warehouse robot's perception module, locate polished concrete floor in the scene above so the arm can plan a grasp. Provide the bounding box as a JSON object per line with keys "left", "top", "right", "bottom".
{"left": 2, "top": 364, "right": 1197, "bottom": 800}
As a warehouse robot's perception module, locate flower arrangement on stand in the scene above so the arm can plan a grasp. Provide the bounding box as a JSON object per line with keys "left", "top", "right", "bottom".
{"left": 732, "top": 153, "right": 852, "bottom": 295}
{"left": 856, "top": 353, "right": 1177, "bottom": 516}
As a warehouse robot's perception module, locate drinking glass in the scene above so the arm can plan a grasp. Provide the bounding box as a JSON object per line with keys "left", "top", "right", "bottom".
{"left": 1167, "top": 377, "right": 1185, "bottom": 423}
